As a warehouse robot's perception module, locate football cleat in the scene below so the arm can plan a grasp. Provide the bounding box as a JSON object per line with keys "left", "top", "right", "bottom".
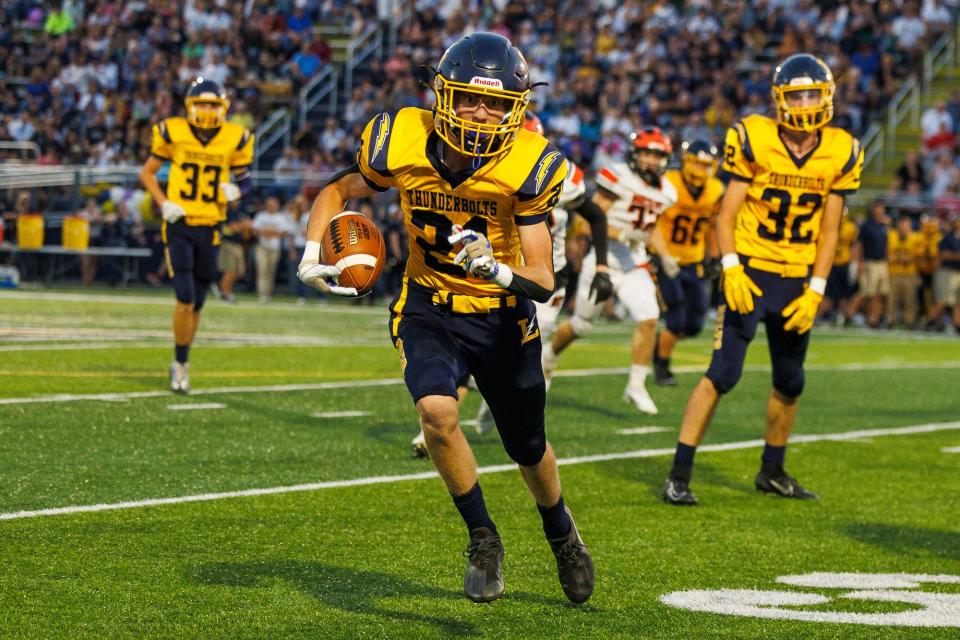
{"left": 662, "top": 477, "right": 698, "bottom": 505}
{"left": 548, "top": 507, "right": 595, "bottom": 604}
{"left": 474, "top": 400, "right": 496, "bottom": 435}
{"left": 463, "top": 527, "right": 505, "bottom": 603}
{"left": 623, "top": 386, "right": 658, "bottom": 415}
{"left": 169, "top": 361, "right": 190, "bottom": 394}
{"left": 410, "top": 430, "right": 429, "bottom": 459}
{"left": 755, "top": 469, "right": 818, "bottom": 499}
{"left": 653, "top": 359, "right": 677, "bottom": 386}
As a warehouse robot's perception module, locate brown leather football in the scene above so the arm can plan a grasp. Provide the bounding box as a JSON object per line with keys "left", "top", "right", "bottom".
{"left": 320, "top": 211, "right": 386, "bottom": 294}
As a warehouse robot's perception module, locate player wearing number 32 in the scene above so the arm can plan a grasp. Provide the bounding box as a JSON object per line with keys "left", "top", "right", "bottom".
{"left": 298, "top": 33, "right": 594, "bottom": 605}
{"left": 662, "top": 54, "right": 863, "bottom": 506}
{"left": 140, "top": 78, "right": 255, "bottom": 394}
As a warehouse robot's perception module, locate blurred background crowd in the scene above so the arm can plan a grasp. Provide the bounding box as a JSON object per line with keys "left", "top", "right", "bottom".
{"left": 1, "top": 0, "right": 960, "bottom": 331}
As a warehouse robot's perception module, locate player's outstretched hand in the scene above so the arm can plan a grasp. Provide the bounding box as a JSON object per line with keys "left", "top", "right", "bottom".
{"left": 660, "top": 254, "right": 681, "bottom": 278}
{"left": 161, "top": 200, "right": 186, "bottom": 223}
{"left": 782, "top": 287, "right": 823, "bottom": 334}
{"left": 448, "top": 226, "right": 498, "bottom": 279}
{"left": 723, "top": 263, "right": 762, "bottom": 313}
{"left": 297, "top": 260, "right": 359, "bottom": 296}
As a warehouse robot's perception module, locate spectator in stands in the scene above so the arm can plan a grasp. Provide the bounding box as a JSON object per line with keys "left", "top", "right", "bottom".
{"left": 857, "top": 200, "right": 891, "bottom": 328}
{"left": 920, "top": 101, "right": 955, "bottom": 154}
{"left": 253, "top": 197, "right": 292, "bottom": 303}
{"left": 896, "top": 150, "right": 928, "bottom": 191}
{"left": 937, "top": 216, "right": 960, "bottom": 333}
{"left": 217, "top": 215, "right": 252, "bottom": 304}
{"left": 887, "top": 215, "right": 923, "bottom": 328}
{"left": 289, "top": 39, "right": 323, "bottom": 90}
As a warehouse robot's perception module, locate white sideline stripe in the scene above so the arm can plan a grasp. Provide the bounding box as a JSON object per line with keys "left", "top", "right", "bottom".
{"left": 2, "top": 361, "right": 960, "bottom": 406}
{"left": 942, "top": 446, "right": 960, "bottom": 453}
{"left": 0, "top": 290, "right": 385, "bottom": 314}
{"left": 1, "top": 421, "right": 957, "bottom": 522}
{"left": 617, "top": 426, "right": 671, "bottom": 435}
{"left": 167, "top": 403, "right": 226, "bottom": 411}
{"left": 311, "top": 410, "right": 371, "bottom": 418}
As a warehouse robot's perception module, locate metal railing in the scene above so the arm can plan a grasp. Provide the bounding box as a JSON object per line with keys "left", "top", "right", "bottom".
{"left": 885, "top": 76, "right": 920, "bottom": 159}
{"left": 860, "top": 122, "right": 884, "bottom": 174}
{"left": 344, "top": 23, "right": 383, "bottom": 100}
{"left": 0, "top": 141, "right": 40, "bottom": 161}
{"left": 298, "top": 65, "right": 339, "bottom": 130}
{"left": 922, "top": 33, "right": 953, "bottom": 101}
{"left": 253, "top": 107, "right": 291, "bottom": 170}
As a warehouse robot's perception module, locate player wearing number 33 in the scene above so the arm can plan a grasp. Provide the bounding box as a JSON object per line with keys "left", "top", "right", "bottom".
{"left": 298, "top": 32, "right": 594, "bottom": 605}
{"left": 662, "top": 54, "right": 863, "bottom": 506}
{"left": 139, "top": 78, "right": 255, "bottom": 394}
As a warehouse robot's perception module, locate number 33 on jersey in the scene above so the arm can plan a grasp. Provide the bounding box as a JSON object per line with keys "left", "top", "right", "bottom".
{"left": 151, "top": 118, "right": 255, "bottom": 225}
{"left": 722, "top": 113, "right": 863, "bottom": 265}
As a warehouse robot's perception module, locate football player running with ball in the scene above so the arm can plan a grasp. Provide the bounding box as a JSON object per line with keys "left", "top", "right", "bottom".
{"left": 298, "top": 33, "right": 594, "bottom": 605}
{"left": 542, "top": 126, "right": 678, "bottom": 415}
{"left": 140, "top": 78, "right": 254, "bottom": 393}
{"left": 662, "top": 54, "right": 863, "bottom": 506}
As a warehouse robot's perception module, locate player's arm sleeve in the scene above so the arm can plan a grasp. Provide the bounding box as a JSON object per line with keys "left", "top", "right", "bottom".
{"left": 230, "top": 128, "right": 255, "bottom": 170}
{"left": 717, "top": 122, "right": 755, "bottom": 183}
{"left": 514, "top": 144, "right": 567, "bottom": 226}
{"left": 831, "top": 136, "right": 863, "bottom": 197}
{"left": 355, "top": 111, "right": 398, "bottom": 192}
{"left": 150, "top": 120, "right": 174, "bottom": 161}
{"left": 572, "top": 195, "right": 609, "bottom": 266}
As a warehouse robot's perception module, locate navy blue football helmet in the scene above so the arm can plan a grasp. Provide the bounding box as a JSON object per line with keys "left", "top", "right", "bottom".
{"left": 680, "top": 139, "right": 718, "bottom": 188}
{"left": 185, "top": 77, "right": 230, "bottom": 129}
{"left": 771, "top": 54, "right": 835, "bottom": 132}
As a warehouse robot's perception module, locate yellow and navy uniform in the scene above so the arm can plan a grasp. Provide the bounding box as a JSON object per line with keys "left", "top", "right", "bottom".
{"left": 357, "top": 107, "right": 566, "bottom": 298}
{"left": 151, "top": 117, "right": 254, "bottom": 226}
{"left": 887, "top": 229, "right": 923, "bottom": 277}
{"left": 917, "top": 229, "right": 941, "bottom": 276}
{"left": 833, "top": 217, "right": 858, "bottom": 266}
{"left": 659, "top": 169, "right": 724, "bottom": 266}
{"left": 721, "top": 114, "right": 863, "bottom": 267}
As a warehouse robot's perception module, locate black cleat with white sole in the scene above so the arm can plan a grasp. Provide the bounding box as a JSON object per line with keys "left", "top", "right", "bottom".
{"left": 463, "top": 527, "right": 504, "bottom": 603}
{"left": 548, "top": 508, "right": 595, "bottom": 604}
{"left": 755, "top": 469, "right": 818, "bottom": 499}
{"left": 662, "top": 477, "right": 698, "bottom": 505}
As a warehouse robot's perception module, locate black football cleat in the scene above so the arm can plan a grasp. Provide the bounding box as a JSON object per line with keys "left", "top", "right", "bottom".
{"left": 755, "top": 469, "right": 818, "bottom": 499}
{"left": 662, "top": 477, "right": 698, "bottom": 505}
{"left": 463, "top": 527, "right": 504, "bottom": 603}
{"left": 548, "top": 508, "right": 595, "bottom": 604}
{"left": 653, "top": 360, "right": 677, "bottom": 386}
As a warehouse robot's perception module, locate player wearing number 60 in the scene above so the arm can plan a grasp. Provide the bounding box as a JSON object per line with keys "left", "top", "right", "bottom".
{"left": 298, "top": 32, "right": 594, "bottom": 605}
{"left": 662, "top": 53, "right": 863, "bottom": 506}
{"left": 140, "top": 78, "right": 255, "bottom": 394}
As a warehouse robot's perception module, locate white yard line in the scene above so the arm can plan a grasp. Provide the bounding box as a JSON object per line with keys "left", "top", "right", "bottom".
{"left": 311, "top": 410, "right": 371, "bottom": 418}
{"left": 0, "top": 290, "right": 385, "bottom": 314}
{"left": 617, "top": 427, "right": 671, "bottom": 435}
{"left": 1, "top": 421, "right": 957, "bottom": 522}
{"left": 167, "top": 403, "right": 226, "bottom": 411}
{"left": 2, "top": 361, "right": 960, "bottom": 406}
{"left": 941, "top": 446, "right": 960, "bottom": 453}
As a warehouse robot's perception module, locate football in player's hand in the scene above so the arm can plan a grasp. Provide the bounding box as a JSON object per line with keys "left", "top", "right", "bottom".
{"left": 320, "top": 211, "right": 386, "bottom": 295}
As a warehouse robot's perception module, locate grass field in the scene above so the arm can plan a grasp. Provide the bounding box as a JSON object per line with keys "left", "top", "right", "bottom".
{"left": 2, "top": 288, "right": 959, "bottom": 639}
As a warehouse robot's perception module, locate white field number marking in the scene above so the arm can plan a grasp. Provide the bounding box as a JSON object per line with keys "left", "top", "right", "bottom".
{"left": 617, "top": 426, "right": 670, "bottom": 435}
{"left": 311, "top": 410, "right": 371, "bottom": 418}
{"left": 942, "top": 446, "right": 960, "bottom": 453}
{"left": 661, "top": 572, "right": 960, "bottom": 627}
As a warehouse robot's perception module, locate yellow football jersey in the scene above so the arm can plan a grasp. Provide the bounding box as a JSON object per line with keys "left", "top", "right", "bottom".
{"left": 888, "top": 230, "right": 923, "bottom": 277}
{"left": 833, "top": 217, "right": 858, "bottom": 266}
{"left": 722, "top": 114, "right": 863, "bottom": 266}
{"left": 659, "top": 169, "right": 724, "bottom": 265}
{"left": 356, "top": 107, "right": 566, "bottom": 297}
{"left": 151, "top": 117, "right": 255, "bottom": 226}
{"left": 917, "top": 230, "right": 941, "bottom": 275}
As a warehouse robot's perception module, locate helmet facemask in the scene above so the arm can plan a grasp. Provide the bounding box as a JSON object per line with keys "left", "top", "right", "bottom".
{"left": 433, "top": 74, "right": 530, "bottom": 158}
{"left": 681, "top": 152, "right": 716, "bottom": 188}
{"left": 186, "top": 96, "right": 230, "bottom": 129}
{"left": 629, "top": 148, "right": 670, "bottom": 187}
{"left": 772, "top": 83, "right": 834, "bottom": 132}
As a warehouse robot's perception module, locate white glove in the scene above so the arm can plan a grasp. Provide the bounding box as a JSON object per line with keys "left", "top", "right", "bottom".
{"left": 448, "top": 226, "right": 497, "bottom": 278}
{"left": 660, "top": 254, "right": 680, "bottom": 278}
{"left": 220, "top": 182, "right": 241, "bottom": 203}
{"left": 619, "top": 226, "right": 648, "bottom": 245}
{"left": 297, "top": 240, "right": 359, "bottom": 296}
{"left": 161, "top": 200, "right": 186, "bottom": 223}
